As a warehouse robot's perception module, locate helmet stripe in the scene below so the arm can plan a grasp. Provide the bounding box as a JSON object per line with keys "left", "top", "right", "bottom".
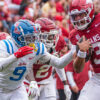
{"left": 41, "top": 43, "right": 44, "bottom": 54}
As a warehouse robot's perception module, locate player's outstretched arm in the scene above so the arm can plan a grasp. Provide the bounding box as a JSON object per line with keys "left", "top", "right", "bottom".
{"left": 40, "top": 45, "right": 76, "bottom": 69}
{"left": 49, "top": 50, "right": 73, "bottom": 68}
{"left": 49, "top": 44, "right": 77, "bottom": 68}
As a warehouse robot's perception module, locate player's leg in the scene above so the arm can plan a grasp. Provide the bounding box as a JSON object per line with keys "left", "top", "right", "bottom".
{"left": 0, "top": 92, "right": 11, "bottom": 100}
{"left": 58, "top": 89, "right": 66, "bottom": 100}
{"left": 10, "top": 85, "right": 28, "bottom": 100}
{"left": 38, "top": 81, "right": 56, "bottom": 100}
{"left": 78, "top": 74, "right": 100, "bottom": 100}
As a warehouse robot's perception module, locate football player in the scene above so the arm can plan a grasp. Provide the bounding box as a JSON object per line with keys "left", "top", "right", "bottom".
{"left": 0, "top": 18, "right": 87, "bottom": 100}
{"left": 69, "top": 0, "right": 100, "bottom": 100}
{"left": 0, "top": 20, "right": 46, "bottom": 100}
{"left": 24, "top": 18, "right": 69, "bottom": 100}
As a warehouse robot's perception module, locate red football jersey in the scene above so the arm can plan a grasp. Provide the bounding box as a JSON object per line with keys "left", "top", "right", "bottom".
{"left": 69, "top": 13, "right": 100, "bottom": 73}
{"left": 33, "top": 61, "right": 52, "bottom": 82}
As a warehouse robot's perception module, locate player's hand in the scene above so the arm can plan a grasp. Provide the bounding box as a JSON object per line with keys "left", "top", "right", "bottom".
{"left": 64, "top": 85, "right": 71, "bottom": 100}
{"left": 14, "top": 46, "right": 33, "bottom": 58}
{"left": 71, "top": 85, "right": 79, "bottom": 93}
{"left": 77, "top": 36, "right": 91, "bottom": 52}
{"left": 28, "top": 81, "right": 40, "bottom": 98}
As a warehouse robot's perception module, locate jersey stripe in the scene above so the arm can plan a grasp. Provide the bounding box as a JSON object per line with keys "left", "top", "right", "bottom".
{"left": 3, "top": 40, "right": 10, "bottom": 53}
{"left": 36, "top": 43, "right": 40, "bottom": 55}
{"left": 7, "top": 40, "right": 14, "bottom": 54}
{"left": 41, "top": 43, "right": 44, "bottom": 54}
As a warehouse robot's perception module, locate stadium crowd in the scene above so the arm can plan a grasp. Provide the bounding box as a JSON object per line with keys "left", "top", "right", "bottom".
{"left": 0, "top": 0, "right": 100, "bottom": 100}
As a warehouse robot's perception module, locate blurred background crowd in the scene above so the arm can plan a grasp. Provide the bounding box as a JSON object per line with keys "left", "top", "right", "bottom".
{"left": 0, "top": 0, "right": 100, "bottom": 100}
{"left": 0, "top": 0, "right": 100, "bottom": 40}
{"left": 0, "top": 0, "right": 72, "bottom": 40}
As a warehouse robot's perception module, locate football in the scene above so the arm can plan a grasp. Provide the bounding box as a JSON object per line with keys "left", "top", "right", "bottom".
{"left": 76, "top": 36, "right": 92, "bottom": 62}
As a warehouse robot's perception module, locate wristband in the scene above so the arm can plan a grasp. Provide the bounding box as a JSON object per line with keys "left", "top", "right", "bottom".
{"left": 77, "top": 50, "right": 86, "bottom": 58}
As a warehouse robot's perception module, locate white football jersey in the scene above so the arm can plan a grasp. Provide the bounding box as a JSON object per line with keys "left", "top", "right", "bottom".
{"left": 0, "top": 39, "right": 46, "bottom": 92}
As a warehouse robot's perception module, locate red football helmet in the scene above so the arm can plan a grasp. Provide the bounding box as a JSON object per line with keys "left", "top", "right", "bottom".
{"left": 69, "top": 0, "right": 94, "bottom": 30}
{"left": 35, "top": 18, "right": 59, "bottom": 49}
{"left": 0, "top": 32, "right": 11, "bottom": 40}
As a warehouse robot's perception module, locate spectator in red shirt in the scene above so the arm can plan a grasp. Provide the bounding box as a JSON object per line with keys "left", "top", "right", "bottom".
{"left": 0, "top": 1, "right": 9, "bottom": 32}
{"left": 55, "top": 36, "right": 71, "bottom": 100}
{"left": 56, "top": 1, "right": 64, "bottom": 13}
{"left": 65, "top": 61, "right": 92, "bottom": 100}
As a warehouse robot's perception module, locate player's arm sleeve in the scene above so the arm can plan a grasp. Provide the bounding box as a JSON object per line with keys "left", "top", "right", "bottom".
{"left": 55, "top": 68, "right": 66, "bottom": 81}
{"left": 49, "top": 45, "right": 76, "bottom": 69}
{"left": 66, "top": 71, "right": 76, "bottom": 87}
{"left": 0, "top": 55, "right": 17, "bottom": 71}
{"left": 0, "top": 42, "right": 17, "bottom": 71}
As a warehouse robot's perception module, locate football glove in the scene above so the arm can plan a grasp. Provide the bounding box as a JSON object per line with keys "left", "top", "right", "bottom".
{"left": 14, "top": 46, "right": 33, "bottom": 58}
{"left": 28, "top": 81, "right": 40, "bottom": 98}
